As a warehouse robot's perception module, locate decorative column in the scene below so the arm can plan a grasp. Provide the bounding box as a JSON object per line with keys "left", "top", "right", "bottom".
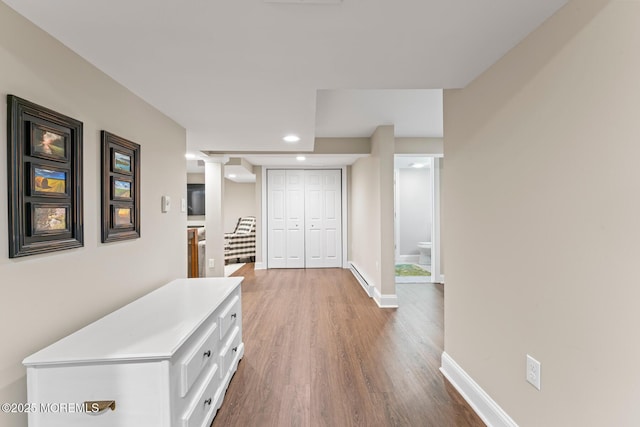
{"left": 204, "top": 155, "right": 228, "bottom": 277}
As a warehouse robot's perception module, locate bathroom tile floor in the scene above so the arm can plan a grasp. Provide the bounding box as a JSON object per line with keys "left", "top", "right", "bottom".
{"left": 395, "top": 263, "right": 432, "bottom": 284}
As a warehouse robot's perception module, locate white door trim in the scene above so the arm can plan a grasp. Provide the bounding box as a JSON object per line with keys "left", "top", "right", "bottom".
{"left": 394, "top": 169, "right": 400, "bottom": 262}
{"left": 432, "top": 157, "right": 441, "bottom": 283}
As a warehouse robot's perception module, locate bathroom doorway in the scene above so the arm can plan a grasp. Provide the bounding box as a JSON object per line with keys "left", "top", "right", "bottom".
{"left": 394, "top": 155, "right": 442, "bottom": 284}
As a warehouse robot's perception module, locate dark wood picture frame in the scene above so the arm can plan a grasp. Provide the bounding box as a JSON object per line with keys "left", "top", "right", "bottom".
{"left": 101, "top": 131, "right": 140, "bottom": 242}
{"left": 7, "top": 95, "right": 83, "bottom": 258}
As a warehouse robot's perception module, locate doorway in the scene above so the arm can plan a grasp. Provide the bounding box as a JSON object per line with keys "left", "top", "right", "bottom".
{"left": 394, "top": 156, "right": 441, "bottom": 283}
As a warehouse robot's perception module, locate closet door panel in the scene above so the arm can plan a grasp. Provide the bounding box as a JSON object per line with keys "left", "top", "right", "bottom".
{"left": 321, "top": 170, "right": 342, "bottom": 267}
{"left": 285, "top": 170, "right": 305, "bottom": 268}
{"left": 267, "top": 170, "right": 287, "bottom": 268}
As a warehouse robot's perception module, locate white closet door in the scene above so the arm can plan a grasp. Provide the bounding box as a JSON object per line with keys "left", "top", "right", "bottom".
{"left": 304, "top": 171, "right": 323, "bottom": 268}
{"left": 267, "top": 170, "right": 287, "bottom": 268}
{"left": 284, "top": 170, "right": 305, "bottom": 268}
{"left": 268, "top": 169, "right": 341, "bottom": 269}
{"left": 322, "top": 170, "right": 342, "bottom": 267}
{"left": 305, "top": 170, "right": 342, "bottom": 268}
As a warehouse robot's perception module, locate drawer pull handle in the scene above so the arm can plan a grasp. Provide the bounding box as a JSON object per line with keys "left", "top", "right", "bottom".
{"left": 84, "top": 400, "right": 116, "bottom": 414}
{"left": 203, "top": 350, "right": 211, "bottom": 358}
{"left": 232, "top": 346, "right": 238, "bottom": 353}
{"left": 231, "top": 313, "right": 237, "bottom": 319}
{"left": 204, "top": 398, "right": 212, "bottom": 406}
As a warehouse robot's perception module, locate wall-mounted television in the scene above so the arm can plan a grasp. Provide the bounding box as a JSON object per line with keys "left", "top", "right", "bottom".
{"left": 187, "top": 184, "right": 205, "bottom": 215}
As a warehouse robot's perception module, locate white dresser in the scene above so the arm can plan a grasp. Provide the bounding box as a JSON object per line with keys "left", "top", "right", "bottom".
{"left": 23, "top": 277, "right": 244, "bottom": 427}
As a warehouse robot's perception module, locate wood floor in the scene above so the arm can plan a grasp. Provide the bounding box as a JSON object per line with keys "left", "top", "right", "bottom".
{"left": 211, "top": 265, "right": 484, "bottom": 427}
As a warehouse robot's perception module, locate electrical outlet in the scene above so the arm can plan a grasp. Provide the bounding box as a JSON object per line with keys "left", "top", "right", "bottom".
{"left": 208, "top": 259, "right": 215, "bottom": 268}
{"left": 526, "top": 354, "right": 541, "bottom": 390}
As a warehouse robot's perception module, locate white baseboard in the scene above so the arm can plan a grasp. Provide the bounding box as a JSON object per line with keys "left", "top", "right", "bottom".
{"left": 349, "top": 262, "right": 398, "bottom": 308}
{"left": 348, "top": 261, "right": 375, "bottom": 298}
{"left": 440, "top": 352, "right": 518, "bottom": 427}
{"left": 373, "top": 287, "right": 398, "bottom": 308}
{"left": 254, "top": 262, "right": 266, "bottom": 270}
{"left": 397, "top": 254, "right": 420, "bottom": 264}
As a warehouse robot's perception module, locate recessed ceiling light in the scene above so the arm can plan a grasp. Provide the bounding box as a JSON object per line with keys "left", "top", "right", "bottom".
{"left": 283, "top": 135, "right": 301, "bottom": 143}
{"left": 410, "top": 162, "right": 425, "bottom": 168}
{"left": 296, "top": 156, "right": 306, "bottom": 161}
{"left": 228, "top": 174, "right": 237, "bottom": 178}
{"left": 185, "top": 153, "right": 197, "bottom": 159}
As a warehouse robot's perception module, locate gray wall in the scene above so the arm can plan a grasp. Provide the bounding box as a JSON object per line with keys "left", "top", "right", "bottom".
{"left": 0, "top": 4, "right": 187, "bottom": 427}
{"left": 444, "top": 0, "right": 640, "bottom": 425}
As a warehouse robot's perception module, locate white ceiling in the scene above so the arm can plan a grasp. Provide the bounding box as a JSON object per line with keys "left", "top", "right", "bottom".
{"left": 3, "top": 0, "right": 567, "bottom": 159}
{"left": 316, "top": 90, "right": 443, "bottom": 138}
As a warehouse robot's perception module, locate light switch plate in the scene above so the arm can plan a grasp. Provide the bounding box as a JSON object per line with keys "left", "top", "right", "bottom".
{"left": 161, "top": 196, "right": 171, "bottom": 213}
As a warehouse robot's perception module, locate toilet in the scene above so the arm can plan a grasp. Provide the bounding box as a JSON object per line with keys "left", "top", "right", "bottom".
{"left": 417, "top": 241, "right": 432, "bottom": 265}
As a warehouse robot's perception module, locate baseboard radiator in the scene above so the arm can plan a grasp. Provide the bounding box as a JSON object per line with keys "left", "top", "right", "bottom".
{"left": 349, "top": 262, "right": 374, "bottom": 298}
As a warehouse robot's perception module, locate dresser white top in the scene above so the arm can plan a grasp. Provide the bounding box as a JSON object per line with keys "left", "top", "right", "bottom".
{"left": 23, "top": 277, "right": 242, "bottom": 367}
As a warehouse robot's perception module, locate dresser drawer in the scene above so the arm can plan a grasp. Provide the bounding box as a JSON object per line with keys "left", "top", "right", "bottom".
{"left": 219, "top": 326, "right": 241, "bottom": 378}
{"left": 180, "top": 320, "right": 218, "bottom": 397}
{"left": 219, "top": 294, "right": 240, "bottom": 340}
{"left": 25, "top": 362, "right": 169, "bottom": 427}
{"left": 181, "top": 363, "right": 219, "bottom": 427}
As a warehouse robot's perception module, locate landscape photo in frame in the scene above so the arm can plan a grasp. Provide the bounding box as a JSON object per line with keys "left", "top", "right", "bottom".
{"left": 31, "top": 124, "right": 68, "bottom": 161}
{"left": 33, "top": 167, "right": 67, "bottom": 195}
{"left": 33, "top": 206, "right": 68, "bottom": 233}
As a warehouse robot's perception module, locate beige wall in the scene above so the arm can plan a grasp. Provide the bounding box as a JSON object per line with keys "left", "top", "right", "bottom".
{"left": 223, "top": 180, "right": 257, "bottom": 233}
{"left": 376, "top": 127, "right": 396, "bottom": 295}
{"left": 395, "top": 137, "right": 443, "bottom": 155}
{"left": 350, "top": 153, "right": 381, "bottom": 289}
{"left": 0, "top": 4, "right": 187, "bottom": 427}
{"left": 187, "top": 172, "right": 205, "bottom": 184}
{"left": 349, "top": 125, "right": 395, "bottom": 298}
{"left": 444, "top": 0, "right": 639, "bottom": 425}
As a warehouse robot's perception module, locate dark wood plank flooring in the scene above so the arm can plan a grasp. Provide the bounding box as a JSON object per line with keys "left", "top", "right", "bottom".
{"left": 211, "top": 265, "right": 484, "bottom": 427}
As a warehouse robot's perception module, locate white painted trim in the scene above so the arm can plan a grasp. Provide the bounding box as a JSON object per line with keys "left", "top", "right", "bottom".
{"left": 432, "top": 157, "right": 441, "bottom": 285}
{"left": 254, "top": 262, "right": 266, "bottom": 270}
{"left": 394, "top": 168, "right": 400, "bottom": 261}
{"left": 349, "top": 261, "right": 374, "bottom": 298}
{"left": 437, "top": 274, "right": 445, "bottom": 284}
{"left": 341, "top": 165, "right": 348, "bottom": 268}
{"left": 440, "top": 352, "right": 518, "bottom": 427}
{"left": 261, "top": 166, "right": 268, "bottom": 268}
{"left": 373, "top": 287, "right": 399, "bottom": 308}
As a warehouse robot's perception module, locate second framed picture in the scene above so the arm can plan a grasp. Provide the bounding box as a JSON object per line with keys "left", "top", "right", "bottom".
{"left": 101, "top": 131, "right": 140, "bottom": 242}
